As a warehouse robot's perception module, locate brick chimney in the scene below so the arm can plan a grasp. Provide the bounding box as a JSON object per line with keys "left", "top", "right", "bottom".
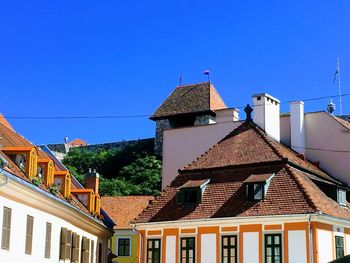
{"left": 85, "top": 168, "right": 99, "bottom": 195}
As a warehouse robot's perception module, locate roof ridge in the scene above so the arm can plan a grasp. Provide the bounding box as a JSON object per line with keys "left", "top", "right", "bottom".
{"left": 0, "top": 121, "right": 35, "bottom": 147}
{"left": 285, "top": 165, "right": 319, "bottom": 212}
{"left": 183, "top": 121, "right": 284, "bottom": 171}
{"left": 251, "top": 124, "right": 285, "bottom": 159}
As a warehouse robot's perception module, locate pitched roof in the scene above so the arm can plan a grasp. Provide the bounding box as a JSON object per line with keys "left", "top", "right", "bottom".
{"left": 150, "top": 82, "right": 227, "bottom": 120}
{"left": 135, "top": 121, "right": 350, "bottom": 224}
{"left": 0, "top": 116, "right": 97, "bottom": 218}
{"left": 183, "top": 121, "right": 341, "bottom": 184}
{"left": 68, "top": 138, "right": 88, "bottom": 147}
{"left": 101, "top": 196, "right": 154, "bottom": 229}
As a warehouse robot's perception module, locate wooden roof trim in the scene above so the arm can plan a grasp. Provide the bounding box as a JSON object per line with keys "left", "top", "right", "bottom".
{"left": 2, "top": 146, "right": 33, "bottom": 152}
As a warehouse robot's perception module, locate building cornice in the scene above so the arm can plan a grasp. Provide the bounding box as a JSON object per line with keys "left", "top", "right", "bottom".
{"left": 0, "top": 170, "right": 113, "bottom": 237}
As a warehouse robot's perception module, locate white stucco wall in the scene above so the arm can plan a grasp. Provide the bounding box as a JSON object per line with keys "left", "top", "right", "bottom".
{"left": 346, "top": 234, "right": 350, "bottom": 255}
{"left": 243, "top": 232, "right": 259, "bottom": 263}
{"left": 0, "top": 195, "right": 99, "bottom": 263}
{"left": 201, "top": 233, "right": 216, "bottom": 263}
{"left": 165, "top": 236, "right": 176, "bottom": 263}
{"left": 162, "top": 121, "right": 241, "bottom": 189}
{"left": 288, "top": 230, "right": 307, "bottom": 263}
{"left": 317, "top": 229, "right": 333, "bottom": 263}
{"left": 305, "top": 112, "right": 350, "bottom": 186}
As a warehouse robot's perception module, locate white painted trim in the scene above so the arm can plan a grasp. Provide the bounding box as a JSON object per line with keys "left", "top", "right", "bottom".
{"left": 116, "top": 236, "right": 132, "bottom": 257}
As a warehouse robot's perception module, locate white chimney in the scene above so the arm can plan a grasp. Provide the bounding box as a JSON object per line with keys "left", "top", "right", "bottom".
{"left": 253, "top": 93, "right": 280, "bottom": 142}
{"left": 290, "top": 101, "right": 305, "bottom": 153}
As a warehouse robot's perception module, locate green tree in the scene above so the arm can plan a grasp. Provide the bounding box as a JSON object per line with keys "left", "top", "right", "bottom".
{"left": 120, "top": 156, "right": 162, "bottom": 195}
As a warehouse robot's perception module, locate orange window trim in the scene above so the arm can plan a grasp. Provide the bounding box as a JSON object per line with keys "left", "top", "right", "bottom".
{"left": 239, "top": 224, "right": 262, "bottom": 263}
{"left": 37, "top": 158, "right": 51, "bottom": 163}
{"left": 180, "top": 228, "right": 196, "bottom": 234}
{"left": 71, "top": 189, "right": 94, "bottom": 194}
{"left": 54, "top": 171, "right": 69, "bottom": 176}
{"left": 138, "top": 230, "right": 146, "bottom": 263}
{"left": 147, "top": 230, "right": 162, "bottom": 236}
{"left": 2, "top": 146, "right": 33, "bottom": 152}
{"left": 264, "top": 224, "right": 282, "bottom": 231}
{"left": 221, "top": 226, "right": 238, "bottom": 232}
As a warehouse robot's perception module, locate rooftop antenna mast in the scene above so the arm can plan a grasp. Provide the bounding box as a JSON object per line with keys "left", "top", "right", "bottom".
{"left": 336, "top": 57, "right": 343, "bottom": 115}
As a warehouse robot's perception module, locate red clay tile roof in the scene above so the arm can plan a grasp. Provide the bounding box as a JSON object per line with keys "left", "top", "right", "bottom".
{"left": 244, "top": 173, "right": 273, "bottom": 183}
{"left": 0, "top": 121, "right": 33, "bottom": 147}
{"left": 183, "top": 121, "right": 341, "bottom": 184}
{"left": 150, "top": 82, "right": 227, "bottom": 120}
{"left": 101, "top": 196, "right": 154, "bottom": 229}
{"left": 180, "top": 179, "right": 210, "bottom": 188}
{"left": 0, "top": 117, "right": 93, "bottom": 218}
{"left": 68, "top": 138, "right": 88, "bottom": 147}
{"left": 135, "top": 121, "right": 350, "bottom": 224}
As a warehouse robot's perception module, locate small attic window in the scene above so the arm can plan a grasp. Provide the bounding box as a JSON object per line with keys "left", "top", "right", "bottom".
{"left": 337, "top": 189, "right": 347, "bottom": 206}
{"left": 176, "top": 179, "right": 210, "bottom": 206}
{"left": 247, "top": 183, "right": 264, "bottom": 200}
{"left": 244, "top": 173, "right": 275, "bottom": 201}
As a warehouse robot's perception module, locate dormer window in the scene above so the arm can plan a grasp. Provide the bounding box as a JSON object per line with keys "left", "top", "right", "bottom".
{"left": 244, "top": 173, "right": 275, "bottom": 201}
{"left": 176, "top": 179, "right": 210, "bottom": 206}
{"left": 247, "top": 183, "right": 264, "bottom": 200}
{"left": 337, "top": 188, "right": 347, "bottom": 206}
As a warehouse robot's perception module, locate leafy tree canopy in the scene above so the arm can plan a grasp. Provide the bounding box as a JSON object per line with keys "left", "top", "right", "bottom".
{"left": 62, "top": 141, "right": 161, "bottom": 196}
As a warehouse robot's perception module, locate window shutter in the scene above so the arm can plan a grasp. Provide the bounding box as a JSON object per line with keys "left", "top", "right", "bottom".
{"left": 1, "top": 207, "right": 12, "bottom": 250}
{"left": 176, "top": 191, "right": 184, "bottom": 205}
{"left": 45, "top": 222, "right": 52, "bottom": 258}
{"left": 81, "top": 237, "right": 90, "bottom": 263}
{"left": 90, "top": 240, "right": 95, "bottom": 263}
{"left": 60, "top": 228, "right": 67, "bottom": 259}
{"left": 25, "top": 215, "right": 34, "bottom": 254}
{"left": 66, "top": 230, "right": 72, "bottom": 259}
{"left": 71, "top": 233, "right": 80, "bottom": 262}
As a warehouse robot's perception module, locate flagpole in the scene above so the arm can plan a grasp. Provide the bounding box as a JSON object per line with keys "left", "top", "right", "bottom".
{"left": 337, "top": 57, "right": 343, "bottom": 115}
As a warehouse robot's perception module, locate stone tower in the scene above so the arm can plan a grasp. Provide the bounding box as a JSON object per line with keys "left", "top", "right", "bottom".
{"left": 150, "top": 82, "right": 227, "bottom": 156}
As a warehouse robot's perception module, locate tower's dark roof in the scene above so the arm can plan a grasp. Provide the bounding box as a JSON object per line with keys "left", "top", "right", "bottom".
{"left": 150, "top": 82, "right": 227, "bottom": 120}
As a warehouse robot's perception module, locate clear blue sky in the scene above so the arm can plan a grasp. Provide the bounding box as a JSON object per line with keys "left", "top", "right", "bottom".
{"left": 1, "top": 1, "right": 350, "bottom": 145}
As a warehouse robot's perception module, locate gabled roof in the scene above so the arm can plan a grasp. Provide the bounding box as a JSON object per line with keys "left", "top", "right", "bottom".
{"left": 135, "top": 121, "right": 350, "bottom": 224}
{"left": 101, "top": 196, "right": 154, "bottom": 229}
{"left": 150, "top": 82, "right": 227, "bottom": 120}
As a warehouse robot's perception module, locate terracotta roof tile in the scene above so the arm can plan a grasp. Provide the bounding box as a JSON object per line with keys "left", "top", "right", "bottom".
{"left": 68, "top": 138, "right": 87, "bottom": 147}
{"left": 150, "top": 82, "right": 227, "bottom": 120}
{"left": 101, "top": 196, "right": 154, "bottom": 229}
{"left": 135, "top": 121, "right": 350, "bottom": 224}
{"left": 183, "top": 121, "right": 341, "bottom": 184}
{"left": 244, "top": 173, "right": 272, "bottom": 183}
{"left": 180, "top": 179, "right": 210, "bottom": 188}
{"left": 135, "top": 166, "right": 317, "bottom": 223}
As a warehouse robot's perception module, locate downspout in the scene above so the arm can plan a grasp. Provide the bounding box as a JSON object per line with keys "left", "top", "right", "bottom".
{"left": 309, "top": 214, "right": 313, "bottom": 263}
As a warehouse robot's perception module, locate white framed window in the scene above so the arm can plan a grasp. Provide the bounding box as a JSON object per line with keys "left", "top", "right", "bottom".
{"left": 337, "top": 189, "right": 347, "bottom": 206}
{"left": 117, "top": 236, "right": 132, "bottom": 257}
